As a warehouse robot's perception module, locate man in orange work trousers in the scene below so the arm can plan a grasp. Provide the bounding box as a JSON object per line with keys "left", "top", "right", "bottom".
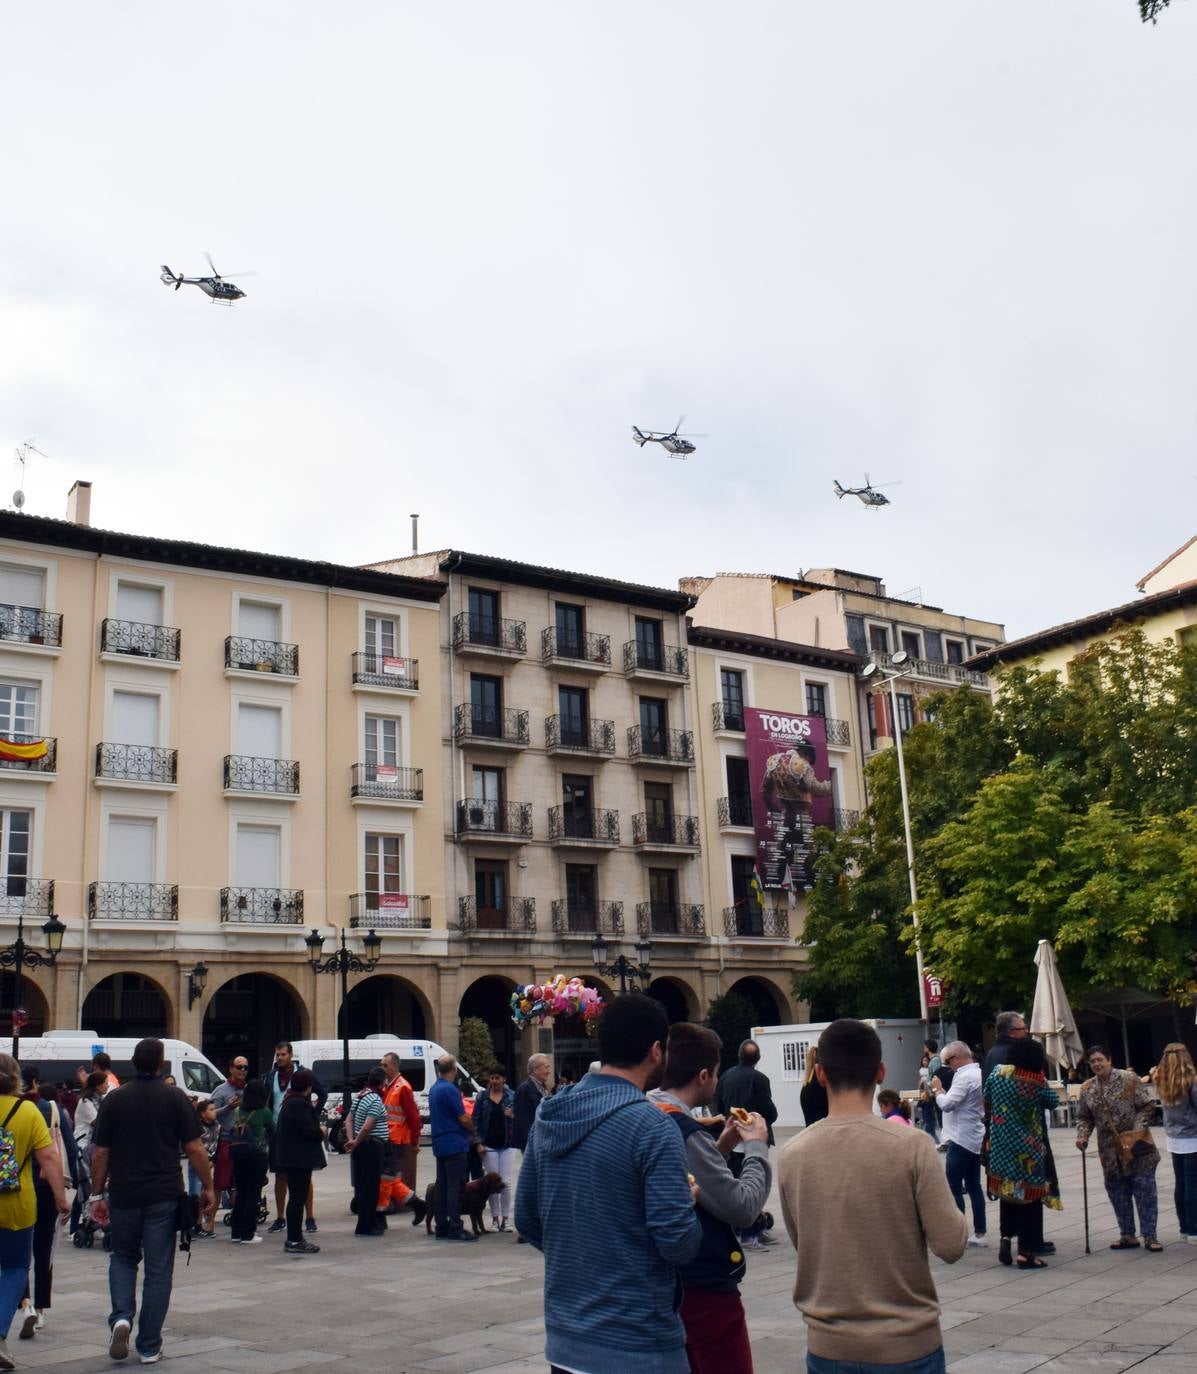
{"left": 378, "top": 1051, "right": 422, "bottom": 1211}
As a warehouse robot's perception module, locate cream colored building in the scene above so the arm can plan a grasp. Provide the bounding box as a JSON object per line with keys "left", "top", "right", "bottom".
{"left": 0, "top": 492, "right": 448, "bottom": 1074}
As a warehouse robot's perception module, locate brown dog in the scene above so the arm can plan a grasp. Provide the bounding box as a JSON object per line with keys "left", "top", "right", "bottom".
{"left": 423, "top": 1171, "right": 505, "bottom": 1235}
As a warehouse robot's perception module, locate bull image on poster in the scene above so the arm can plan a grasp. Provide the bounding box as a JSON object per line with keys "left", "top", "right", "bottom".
{"left": 745, "top": 708, "right": 833, "bottom": 889}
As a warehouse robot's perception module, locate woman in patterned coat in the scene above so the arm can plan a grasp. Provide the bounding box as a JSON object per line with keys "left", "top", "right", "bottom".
{"left": 1076, "top": 1044, "right": 1161, "bottom": 1251}
{"left": 984, "top": 1036, "right": 1061, "bottom": 1269}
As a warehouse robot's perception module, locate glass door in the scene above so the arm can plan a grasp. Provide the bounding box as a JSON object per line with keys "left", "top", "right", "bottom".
{"left": 555, "top": 603, "right": 584, "bottom": 659}
{"left": 635, "top": 617, "right": 662, "bottom": 670}
{"left": 468, "top": 588, "right": 499, "bottom": 646}
{"left": 475, "top": 860, "right": 508, "bottom": 930}
{"left": 730, "top": 855, "right": 763, "bottom": 937}
{"left": 648, "top": 868, "right": 678, "bottom": 933}
{"left": 471, "top": 675, "right": 501, "bottom": 737}
{"left": 562, "top": 775, "right": 592, "bottom": 839}
{"left": 565, "top": 864, "right": 596, "bottom": 929}
{"left": 644, "top": 782, "right": 672, "bottom": 844}
{"left": 558, "top": 686, "right": 588, "bottom": 748}
{"left": 470, "top": 766, "right": 503, "bottom": 831}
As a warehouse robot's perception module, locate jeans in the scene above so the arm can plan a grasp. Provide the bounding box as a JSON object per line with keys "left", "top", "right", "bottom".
{"left": 283, "top": 1168, "right": 312, "bottom": 1245}
{"left": 108, "top": 1198, "right": 178, "bottom": 1359}
{"left": 1105, "top": 1170, "right": 1159, "bottom": 1240}
{"left": 807, "top": 1349, "right": 945, "bottom": 1374}
{"left": 918, "top": 1100, "right": 939, "bottom": 1141}
{"left": 230, "top": 1149, "right": 267, "bottom": 1241}
{"left": 1172, "top": 1151, "right": 1197, "bottom": 1235}
{"left": 434, "top": 1151, "right": 467, "bottom": 1236}
{"left": 0, "top": 1227, "right": 33, "bottom": 1340}
{"left": 21, "top": 1186, "right": 57, "bottom": 1310}
{"left": 945, "top": 1142, "right": 986, "bottom": 1235}
{"left": 351, "top": 1138, "right": 384, "bottom": 1235}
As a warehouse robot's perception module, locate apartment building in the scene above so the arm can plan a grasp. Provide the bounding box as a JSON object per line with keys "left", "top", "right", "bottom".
{"left": 0, "top": 493, "right": 446, "bottom": 1073}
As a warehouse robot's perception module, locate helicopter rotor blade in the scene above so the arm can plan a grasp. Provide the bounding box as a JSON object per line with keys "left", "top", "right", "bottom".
{"left": 869, "top": 481, "right": 902, "bottom": 490}
{"left": 676, "top": 432, "right": 708, "bottom": 438}
{"left": 203, "top": 252, "right": 220, "bottom": 278}
{"left": 217, "top": 270, "right": 258, "bottom": 278}
{"left": 675, "top": 415, "right": 686, "bottom": 434}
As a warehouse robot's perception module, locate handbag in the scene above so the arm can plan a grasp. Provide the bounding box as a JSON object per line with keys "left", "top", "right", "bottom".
{"left": 1117, "top": 1129, "right": 1154, "bottom": 1165}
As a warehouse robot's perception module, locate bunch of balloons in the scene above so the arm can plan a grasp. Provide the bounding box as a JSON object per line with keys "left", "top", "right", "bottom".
{"left": 510, "top": 974, "right": 605, "bottom": 1033}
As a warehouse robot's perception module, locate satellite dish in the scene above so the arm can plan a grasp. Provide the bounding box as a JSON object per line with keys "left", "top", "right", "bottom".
{"left": 12, "top": 490, "right": 24, "bottom": 510}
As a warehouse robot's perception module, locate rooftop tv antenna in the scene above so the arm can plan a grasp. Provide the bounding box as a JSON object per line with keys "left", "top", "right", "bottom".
{"left": 12, "top": 440, "right": 47, "bottom": 512}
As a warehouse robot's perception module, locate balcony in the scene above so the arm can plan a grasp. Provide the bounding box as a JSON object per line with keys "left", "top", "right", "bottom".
{"left": 221, "top": 887, "right": 305, "bottom": 925}
{"left": 0, "top": 605, "right": 62, "bottom": 650}
{"left": 452, "top": 612, "right": 526, "bottom": 660}
{"left": 834, "top": 808, "right": 861, "bottom": 831}
{"left": 95, "top": 743, "right": 177, "bottom": 787}
{"left": 89, "top": 881, "right": 178, "bottom": 922}
{"left": 0, "top": 879, "right": 54, "bottom": 919}
{"left": 550, "top": 899, "right": 624, "bottom": 936}
{"left": 224, "top": 636, "right": 299, "bottom": 678}
{"left": 716, "top": 795, "right": 753, "bottom": 830}
{"left": 0, "top": 736, "right": 57, "bottom": 778}
{"left": 458, "top": 895, "right": 537, "bottom": 935}
{"left": 100, "top": 618, "right": 180, "bottom": 664}
{"left": 548, "top": 806, "right": 620, "bottom": 848}
{"left": 349, "top": 892, "right": 432, "bottom": 930}
{"left": 722, "top": 904, "right": 790, "bottom": 939}
{"left": 712, "top": 702, "right": 745, "bottom": 733}
{"left": 868, "top": 651, "right": 989, "bottom": 690}
{"left": 223, "top": 755, "right": 300, "bottom": 798}
{"left": 350, "top": 763, "right": 424, "bottom": 805}
{"left": 623, "top": 641, "right": 688, "bottom": 682}
{"left": 632, "top": 813, "right": 700, "bottom": 853}
{"left": 636, "top": 902, "right": 706, "bottom": 938}
{"left": 456, "top": 800, "right": 533, "bottom": 843}
{"left": 822, "top": 716, "right": 852, "bottom": 748}
{"left": 541, "top": 627, "right": 610, "bottom": 672}
{"left": 544, "top": 715, "right": 615, "bottom": 758}
{"left": 453, "top": 704, "right": 529, "bottom": 750}
{"left": 627, "top": 725, "right": 694, "bottom": 767}
{"left": 351, "top": 651, "right": 419, "bottom": 694}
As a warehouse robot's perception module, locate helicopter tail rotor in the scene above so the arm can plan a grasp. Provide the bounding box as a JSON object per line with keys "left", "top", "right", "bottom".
{"left": 833, "top": 480, "right": 845, "bottom": 499}
{"left": 631, "top": 426, "right": 649, "bottom": 447}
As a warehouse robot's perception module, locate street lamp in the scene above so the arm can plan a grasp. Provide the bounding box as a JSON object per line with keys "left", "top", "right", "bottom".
{"left": 859, "top": 650, "right": 928, "bottom": 1025}
{"left": 305, "top": 926, "right": 381, "bottom": 1115}
{"left": 186, "top": 962, "right": 209, "bottom": 1011}
{"left": 0, "top": 910, "right": 67, "bottom": 1059}
{"left": 591, "top": 933, "right": 653, "bottom": 995}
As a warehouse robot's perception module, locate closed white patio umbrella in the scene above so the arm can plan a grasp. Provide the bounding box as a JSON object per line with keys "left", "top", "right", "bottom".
{"left": 1030, "top": 938, "right": 1084, "bottom": 1070}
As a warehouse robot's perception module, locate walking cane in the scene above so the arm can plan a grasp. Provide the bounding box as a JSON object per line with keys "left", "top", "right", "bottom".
{"left": 1081, "top": 1146, "right": 1091, "bottom": 1254}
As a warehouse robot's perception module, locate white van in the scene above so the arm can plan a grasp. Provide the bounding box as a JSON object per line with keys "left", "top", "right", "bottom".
{"left": 290, "top": 1036, "right": 483, "bottom": 1139}
{"left": 18, "top": 1032, "right": 226, "bottom": 1102}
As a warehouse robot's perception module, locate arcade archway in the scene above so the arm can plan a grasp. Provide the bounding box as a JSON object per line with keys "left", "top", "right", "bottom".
{"left": 727, "top": 975, "right": 788, "bottom": 1028}
{"left": 202, "top": 973, "right": 307, "bottom": 1077}
{"left": 459, "top": 976, "right": 518, "bottom": 1080}
{"left": 82, "top": 973, "right": 170, "bottom": 1040}
{"left": 0, "top": 975, "right": 48, "bottom": 1044}
{"left": 647, "top": 976, "right": 698, "bottom": 1025}
{"left": 338, "top": 974, "right": 430, "bottom": 1041}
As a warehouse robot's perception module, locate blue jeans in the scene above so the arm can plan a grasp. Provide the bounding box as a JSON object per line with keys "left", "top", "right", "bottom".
{"left": 945, "top": 1142, "right": 986, "bottom": 1235}
{"left": 807, "top": 1348, "right": 946, "bottom": 1374}
{"left": 1172, "top": 1151, "right": 1197, "bottom": 1235}
{"left": 434, "top": 1151, "right": 467, "bottom": 1236}
{"left": 108, "top": 1198, "right": 178, "bottom": 1359}
{"left": 0, "top": 1227, "right": 33, "bottom": 1339}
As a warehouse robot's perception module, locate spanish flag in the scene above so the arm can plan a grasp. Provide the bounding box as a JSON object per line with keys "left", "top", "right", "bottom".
{"left": 0, "top": 738, "right": 48, "bottom": 762}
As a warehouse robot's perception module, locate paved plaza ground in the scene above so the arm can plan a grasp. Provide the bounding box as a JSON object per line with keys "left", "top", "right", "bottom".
{"left": 31, "top": 1125, "right": 1197, "bottom": 1374}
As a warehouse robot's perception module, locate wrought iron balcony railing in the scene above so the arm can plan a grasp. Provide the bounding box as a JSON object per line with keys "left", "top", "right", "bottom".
{"left": 100, "top": 618, "right": 180, "bottom": 662}
{"left": 834, "top": 808, "right": 861, "bottom": 831}
{"left": 711, "top": 701, "right": 745, "bottom": 732}
{"left": 551, "top": 899, "right": 624, "bottom": 935}
{"left": 541, "top": 627, "right": 611, "bottom": 667}
{"left": 220, "top": 887, "right": 305, "bottom": 924}
{"left": 349, "top": 892, "right": 432, "bottom": 929}
{"left": 224, "top": 636, "right": 299, "bottom": 676}
{"left": 223, "top": 755, "right": 300, "bottom": 795}
{"left": 867, "top": 650, "right": 988, "bottom": 689}
{"left": 456, "top": 800, "right": 533, "bottom": 839}
{"left": 548, "top": 806, "right": 620, "bottom": 844}
{"left": 453, "top": 704, "right": 530, "bottom": 747}
{"left": 627, "top": 725, "right": 694, "bottom": 765}
{"left": 351, "top": 651, "right": 419, "bottom": 691}
{"left": 89, "top": 881, "right": 178, "bottom": 921}
{"left": 452, "top": 612, "right": 526, "bottom": 656}
{"left": 0, "top": 605, "right": 62, "bottom": 648}
{"left": 350, "top": 763, "right": 423, "bottom": 802}
{"left": 623, "top": 641, "right": 688, "bottom": 678}
{"left": 458, "top": 895, "right": 537, "bottom": 934}
{"left": 716, "top": 795, "right": 754, "bottom": 828}
{"left": 0, "top": 735, "right": 56, "bottom": 774}
{"left": 632, "top": 813, "right": 701, "bottom": 849}
{"left": 722, "top": 904, "right": 790, "bottom": 939}
{"left": 636, "top": 902, "right": 706, "bottom": 938}
{"left": 0, "top": 879, "right": 54, "bottom": 918}
{"left": 95, "top": 743, "right": 177, "bottom": 785}
{"left": 544, "top": 715, "right": 616, "bottom": 755}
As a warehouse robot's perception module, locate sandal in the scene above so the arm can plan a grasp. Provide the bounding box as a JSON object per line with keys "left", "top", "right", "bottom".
{"left": 1110, "top": 1237, "right": 1141, "bottom": 1250}
{"left": 1016, "top": 1254, "right": 1048, "bottom": 1269}
{"left": 1145, "top": 1239, "right": 1164, "bottom": 1252}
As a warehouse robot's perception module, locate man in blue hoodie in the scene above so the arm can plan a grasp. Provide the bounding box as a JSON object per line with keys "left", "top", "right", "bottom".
{"left": 515, "top": 993, "right": 702, "bottom": 1374}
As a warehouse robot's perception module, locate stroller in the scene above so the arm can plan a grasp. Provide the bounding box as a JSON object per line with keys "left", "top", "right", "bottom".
{"left": 220, "top": 1188, "right": 270, "bottom": 1229}
{"left": 72, "top": 1195, "right": 111, "bottom": 1251}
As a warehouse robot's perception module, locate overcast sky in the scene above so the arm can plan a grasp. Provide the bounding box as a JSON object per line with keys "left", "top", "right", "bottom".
{"left": 3, "top": 3, "right": 1195, "bottom": 639}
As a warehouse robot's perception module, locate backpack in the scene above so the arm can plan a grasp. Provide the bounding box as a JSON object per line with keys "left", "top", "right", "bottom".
{"left": 0, "top": 1100, "right": 28, "bottom": 1193}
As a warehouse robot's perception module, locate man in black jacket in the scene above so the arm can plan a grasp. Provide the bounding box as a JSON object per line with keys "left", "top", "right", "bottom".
{"left": 511, "top": 1053, "right": 551, "bottom": 1152}
{"left": 262, "top": 1042, "right": 326, "bottom": 1235}
{"left": 715, "top": 1039, "right": 779, "bottom": 1248}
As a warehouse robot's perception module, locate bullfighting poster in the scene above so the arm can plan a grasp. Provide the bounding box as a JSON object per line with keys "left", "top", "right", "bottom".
{"left": 745, "top": 708, "right": 833, "bottom": 890}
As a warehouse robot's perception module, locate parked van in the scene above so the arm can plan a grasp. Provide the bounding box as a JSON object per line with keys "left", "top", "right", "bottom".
{"left": 17, "top": 1032, "right": 225, "bottom": 1102}
{"left": 290, "top": 1036, "right": 482, "bottom": 1140}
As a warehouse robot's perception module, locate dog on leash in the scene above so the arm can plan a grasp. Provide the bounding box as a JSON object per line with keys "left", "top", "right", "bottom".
{"left": 423, "top": 1171, "right": 505, "bottom": 1235}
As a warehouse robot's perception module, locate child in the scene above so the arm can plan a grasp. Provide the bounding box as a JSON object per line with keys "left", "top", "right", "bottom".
{"left": 877, "top": 1090, "right": 912, "bottom": 1124}
{"left": 191, "top": 1100, "right": 221, "bottom": 1237}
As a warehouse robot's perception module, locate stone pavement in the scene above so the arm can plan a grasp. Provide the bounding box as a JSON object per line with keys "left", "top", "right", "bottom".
{"left": 30, "top": 1125, "right": 1197, "bottom": 1374}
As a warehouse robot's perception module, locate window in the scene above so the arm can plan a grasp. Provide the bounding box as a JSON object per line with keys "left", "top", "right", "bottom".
{"left": 474, "top": 860, "right": 508, "bottom": 929}
{"left": 558, "top": 686, "right": 588, "bottom": 747}
{"left": 364, "top": 615, "right": 397, "bottom": 659}
{"left": 237, "top": 703, "right": 282, "bottom": 758}
{"left": 945, "top": 640, "right": 965, "bottom": 665}
{"left": 0, "top": 565, "right": 45, "bottom": 611}
{"left": 562, "top": 775, "right": 593, "bottom": 838}
{"left": 364, "top": 833, "right": 402, "bottom": 898}
{"left": 234, "top": 824, "right": 281, "bottom": 888}
{"left": 470, "top": 675, "right": 502, "bottom": 736}
{"left": 730, "top": 856, "right": 763, "bottom": 936}
{"left": 648, "top": 868, "right": 677, "bottom": 916}
{"left": 106, "top": 816, "right": 156, "bottom": 881}
{"left": 866, "top": 694, "right": 879, "bottom": 749}
{"left": 555, "top": 604, "right": 584, "bottom": 658}
{"left": 900, "top": 631, "right": 921, "bottom": 659}
{"left": 896, "top": 693, "right": 915, "bottom": 735}
{"left": 805, "top": 682, "right": 827, "bottom": 718}
{"left": 720, "top": 669, "right": 745, "bottom": 729}
{"left": 725, "top": 756, "right": 751, "bottom": 825}
{"left": 115, "top": 582, "right": 163, "bottom": 625}
{"left": 565, "top": 864, "right": 597, "bottom": 925}
{"left": 639, "top": 697, "right": 667, "bottom": 754}
{"left": 471, "top": 766, "right": 503, "bottom": 805}
{"left": 364, "top": 715, "right": 399, "bottom": 768}
{"left": 468, "top": 588, "right": 499, "bottom": 645}
{"left": 238, "top": 601, "right": 281, "bottom": 640}
{"left": 110, "top": 691, "right": 159, "bottom": 745}
{"left": 0, "top": 809, "right": 31, "bottom": 897}
{"left": 782, "top": 1041, "right": 808, "bottom": 1081}
{"left": 635, "top": 617, "right": 663, "bottom": 670}
{"left": 0, "top": 684, "right": 38, "bottom": 738}
{"left": 868, "top": 624, "right": 890, "bottom": 654}
{"left": 644, "top": 782, "right": 672, "bottom": 842}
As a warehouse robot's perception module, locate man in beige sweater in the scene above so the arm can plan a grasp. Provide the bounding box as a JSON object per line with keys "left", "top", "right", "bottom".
{"left": 779, "top": 1020, "right": 969, "bottom": 1374}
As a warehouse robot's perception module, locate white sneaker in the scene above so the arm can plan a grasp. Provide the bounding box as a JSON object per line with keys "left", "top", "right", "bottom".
{"left": 967, "top": 1234, "right": 989, "bottom": 1247}
{"left": 740, "top": 1235, "right": 764, "bottom": 1250}
{"left": 109, "top": 1319, "right": 131, "bottom": 1361}
{"left": 33, "top": 1312, "right": 44, "bottom": 1334}
{"left": 139, "top": 1351, "right": 163, "bottom": 1365}
{"left": 0, "top": 1338, "right": 14, "bottom": 1371}
{"left": 1187, "top": 1234, "right": 1197, "bottom": 1245}
{"left": 239, "top": 1235, "right": 263, "bottom": 1244}
{"left": 18, "top": 1307, "right": 36, "bottom": 1340}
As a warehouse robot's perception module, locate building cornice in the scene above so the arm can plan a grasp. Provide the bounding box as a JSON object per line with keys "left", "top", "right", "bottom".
{"left": 434, "top": 551, "right": 695, "bottom": 613}
{"left": 686, "top": 622, "right": 863, "bottom": 672}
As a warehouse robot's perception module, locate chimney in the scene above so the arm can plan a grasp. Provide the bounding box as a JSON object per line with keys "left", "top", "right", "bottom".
{"left": 410, "top": 513, "right": 419, "bottom": 554}
{"left": 67, "top": 481, "right": 92, "bottom": 527}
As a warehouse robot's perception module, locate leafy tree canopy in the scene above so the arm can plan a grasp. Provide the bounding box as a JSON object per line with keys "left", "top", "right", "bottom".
{"left": 457, "top": 1015, "right": 497, "bottom": 1080}
{"left": 704, "top": 991, "right": 759, "bottom": 1071}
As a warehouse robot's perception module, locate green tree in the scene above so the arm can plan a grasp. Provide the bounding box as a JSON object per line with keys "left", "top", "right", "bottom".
{"left": 457, "top": 1016, "right": 496, "bottom": 1080}
{"left": 704, "top": 992, "right": 758, "bottom": 1071}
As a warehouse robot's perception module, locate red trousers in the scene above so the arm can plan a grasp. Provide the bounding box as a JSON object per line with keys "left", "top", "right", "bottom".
{"left": 680, "top": 1287, "right": 753, "bottom": 1374}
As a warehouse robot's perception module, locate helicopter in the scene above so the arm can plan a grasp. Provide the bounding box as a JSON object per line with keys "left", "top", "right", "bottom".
{"left": 631, "top": 416, "right": 707, "bottom": 458}
{"left": 159, "top": 254, "right": 254, "bottom": 303}
{"left": 833, "top": 475, "right": 898, "bottom": 509}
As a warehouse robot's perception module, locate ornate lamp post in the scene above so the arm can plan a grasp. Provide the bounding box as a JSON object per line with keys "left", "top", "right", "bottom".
{"left": 591, "top": 932, "right": 652, "bottom": 995}
{"left": 186, "top": 962, "right": 209, "bottom": 1011}
{"left": 305, "top": 926, "right": 381, "bottom": 1116}
{"left": 0, "top": 911, "right": 66, "bottom": 1059}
